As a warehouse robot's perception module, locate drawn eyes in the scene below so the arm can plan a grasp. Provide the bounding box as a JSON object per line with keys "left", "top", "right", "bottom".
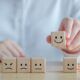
{"left": 55, "top": 36, "right": 63, "bottom": 39}
{"left": 60, "top": 36, "right": 62, "bottom": 39}
{"left": 20, "top": 64, "right": 27, "bottom": 66}
{"left": 55, "top": 36, "right": 57, "bottom": 39}
{"left": 4, "top": 63, "right": 13, "bottom": 66}
{"left": 67, "top": 64, "right": 74, "bottom": 66}
{"left": 10, "top": 63, "right": 13, "bottom": 65}
{"left": 4, "top": 63, "right": 7, "bottom": 65}
{"left": 35, "top": 64, "right": 42, "bottom": 66}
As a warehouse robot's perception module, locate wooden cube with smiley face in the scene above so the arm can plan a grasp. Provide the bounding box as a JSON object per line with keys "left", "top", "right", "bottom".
{"left": 31, "top": 58, "right": 46, "bottom": 73}
{"left": 51, "top": 31, "right": 66, "bottom": 49}
{"left": 17, "top": 57, "right": 30, "bottom": 73}
{"left": 63, "top": 57, "right": 77, "bottom": 73}
{"left": 2, "top": 57, "right": 16, "bottom": 73}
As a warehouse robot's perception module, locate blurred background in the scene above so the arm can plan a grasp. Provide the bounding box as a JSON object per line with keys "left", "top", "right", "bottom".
{"left": 0, "top": 0, "right": 80, "bottom": 61}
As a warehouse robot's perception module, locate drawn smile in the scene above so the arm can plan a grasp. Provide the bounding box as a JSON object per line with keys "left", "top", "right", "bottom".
{"left": 54, "top": 39, "right": 63, "bottom": 43}
{"left": 67, "top": 67, "right": 74, "bottom": 70}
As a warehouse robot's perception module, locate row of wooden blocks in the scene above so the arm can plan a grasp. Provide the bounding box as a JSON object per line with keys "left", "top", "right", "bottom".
{"left": 0, "top": 57, "right": 46, "bottom": 73}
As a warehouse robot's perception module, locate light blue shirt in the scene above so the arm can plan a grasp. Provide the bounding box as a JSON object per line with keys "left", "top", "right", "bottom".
{"left": 0, "top": 0, "right": 80, "bottom": 61}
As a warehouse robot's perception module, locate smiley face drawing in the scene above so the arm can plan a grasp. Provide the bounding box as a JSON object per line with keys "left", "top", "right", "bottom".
{"left": 31, "top": 58, "right": 46, "bottom": 73}
{"left": 51, "top": 31, "right": 66, "bottom": 49}
{"left": 67, "top": 63, "right": 75, "bottom": 70}
{"left": 54, "top": 35, "right": 63, "bottom": 43}
{"left": 2, "top": 58, "right": 16, "bottom": 72}
{"left": 17, "top": 58, "right": 30, "bottom": 73}
{"left": 63, "top": 58, "right": 77, "bottom": 73}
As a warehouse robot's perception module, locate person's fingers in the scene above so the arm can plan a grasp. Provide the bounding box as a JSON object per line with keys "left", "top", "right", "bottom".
{"left": 0, "top": 55, "right": 7, "bottom": 62}
{"left": 68, "top": 19, "right": 80, "bottom": 45}
{"left": 69, "top": 46, "right": 80, "bottom": 53}
{"left": 3, "top": 40, "right": 21, "bottom": 57}
{"left": 7, "top": 40, "right": 25, "bottom": 57}
{"left": 0, "top": 53, "right": 2, "bottom": 62}
{"left": 0, "top": 43, "right": 14, "bottom": 57}
{"left": 68, "top": 31, "right": 80, "bottom": 50}
{"left": 61, "top": 49, "right": 80, "bottom": 55}
{"left": 0, "top": 51, "right": 8, "bottom": 58}
{"left": 59, "top": 19, "right": 65, "bottom": 31}
{"left": 0, "top": 43, "right": 8, "bottom": 61}
{"left": 46, "top": 35, "right": 51, "bottom": 44}
{"left": 59, "top": 18, "right": 73, "bottom": 38}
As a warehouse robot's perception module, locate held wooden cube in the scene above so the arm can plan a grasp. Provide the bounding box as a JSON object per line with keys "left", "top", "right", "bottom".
{"left": 17, "top": 57, "right": 30, "bottom": 73}
{"left": 51, "top": 31, "right": 66, "bottom": 49}
{"left": 2, "top": 57, "right": 16, "bottom": 73}
{"left": 31, "top": 58, "right": 46, "bottom": 73}
{"left": 63, "top": 57, "right": 77, "bottom": 73}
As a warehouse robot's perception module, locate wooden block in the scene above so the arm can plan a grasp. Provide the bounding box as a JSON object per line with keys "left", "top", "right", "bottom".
{"left": 17, "top": 57, "right": 30, "bottom": 73}
{"left": 2, "top": 57, "right": 16, "bottom": 73}
{"left": 51, "top": 31, "right": 66, "bottom": 49}
{"left": 31, "top": 58, "right": 46, "bottom": 73}
{"left": 63, "top": 57, "right": 77, "bottom": 73}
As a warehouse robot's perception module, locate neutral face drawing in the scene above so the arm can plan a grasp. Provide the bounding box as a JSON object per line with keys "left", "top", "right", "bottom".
{"left": 31, "top": 58, "right": 46, "bottom": 73}
{"left": 33, "top": 62, "right": 43, "bottom": 71}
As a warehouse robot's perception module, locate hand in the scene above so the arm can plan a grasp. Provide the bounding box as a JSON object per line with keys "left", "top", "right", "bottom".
{"left": 47, "top": 18, "right": 80, "bottom": 54}
{"left": 0, "top": 39, "right": 25, "bottom": 58}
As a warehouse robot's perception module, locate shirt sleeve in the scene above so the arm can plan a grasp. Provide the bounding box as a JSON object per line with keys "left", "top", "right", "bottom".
{"left": 70, "top": 0, "right": 80, "bottom": 19}
{"left": 0, "top": 0, "right": 19, "bottom": 42}
{"left": 0, "top": 28, "right": 18, "bottom": 42}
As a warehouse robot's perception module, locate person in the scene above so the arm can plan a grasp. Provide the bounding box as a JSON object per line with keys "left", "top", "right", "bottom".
{"left": 0, "top": 0, "right": 80, "bottom": 61}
